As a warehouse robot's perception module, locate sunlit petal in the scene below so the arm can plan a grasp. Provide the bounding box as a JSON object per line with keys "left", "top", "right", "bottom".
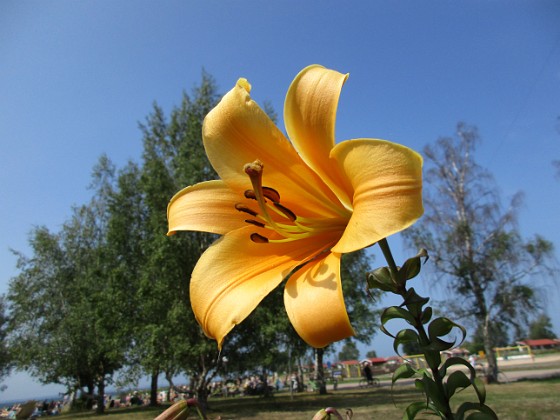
{"left": 168, "top": 65, "right": 424, "bottom": 350}
{"left": 203, "top": 78, "right": 346, "bottom": 219}
{"left": 331, "top": 139, "right": 423, "bottom": 253}
{"left": 285, "top": 65, "right": 353, "bottom": 208}
{"left": 284, "top": 252, "right": 354, "bottom": 348}
{"left": 191, "top": 227, "right": 340, "bottom": 349}
{"left": 167, "top": 180, "right": 246, "bottom": 235}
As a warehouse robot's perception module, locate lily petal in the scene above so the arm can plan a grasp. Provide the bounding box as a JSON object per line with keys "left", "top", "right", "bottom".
{"left": 203, "top": 78, "right": 346, "bottom": 219}
{"left": 191, "top": 226, "right": 340, "bottom": 349}
{"left": 331, "top": 139, "right": 423, "bottom": 253}
{"left": 167, "top": 180, "right": 246, "bottom": 236}
{"left": 284, "top": 65, "right": 353, "bottom": 208}
{"left": 284, "top": 252, "right": 354, "bottom": 348}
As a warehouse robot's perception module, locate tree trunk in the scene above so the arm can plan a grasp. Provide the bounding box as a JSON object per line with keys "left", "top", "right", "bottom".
{"left": 296, "top": 358, "right": 305, "bottom": 393}
{"left": 165, "top": 370, "right": 175, "bottom": 403}
{"left": 261, "top": 368, "right": 273, "bottom": 397}
{"left": 472, "top": 280, "right": 499, "bottom": 383}
{"left": 195, "top": 378, "right": 210, "bottom": 418}
{"left": 84, "top": 384, "right": 95, "bottom": 410}
{"left": 96, "top": 379, "right": 105, "bottom": 415}
{"left": 165, "top": 370, "right": 175, "bottom": 390}
{"left": 315, "top": 348, "right": 327, "bottom": 394}
{"left": 150, "top": 369, "right": 159, "bottom": 406}
{"left": 483, "top": 315, "right": 499, "bottom": 383}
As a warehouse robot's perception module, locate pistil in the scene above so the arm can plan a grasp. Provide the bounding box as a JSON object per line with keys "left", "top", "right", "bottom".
{"left": 241, "top": 160, "right": 346, "bottom": 244}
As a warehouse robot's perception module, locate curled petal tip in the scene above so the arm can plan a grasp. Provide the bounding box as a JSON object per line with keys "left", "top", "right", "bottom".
{"left": 237, "top": 77, "right": 251, "bottom": 93}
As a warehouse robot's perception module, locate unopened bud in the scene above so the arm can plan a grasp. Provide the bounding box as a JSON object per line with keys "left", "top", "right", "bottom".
{"left": 312, "top": 409, "right": 329, "bottom": 420}
{"left": 154, "top": 400, "right": 189, "bottom": 420}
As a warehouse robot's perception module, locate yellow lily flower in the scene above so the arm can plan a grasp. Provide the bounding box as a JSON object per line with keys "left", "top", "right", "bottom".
{"left": 167, "top": 65, "right": 423, "bottom": 349}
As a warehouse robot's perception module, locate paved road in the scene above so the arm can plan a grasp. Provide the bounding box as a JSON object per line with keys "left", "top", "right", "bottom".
{"left": 327, "top": 353, "right": 560, "bottom": 390}
{"left": 502, "top": 367, "right": 560, "bottom": 382}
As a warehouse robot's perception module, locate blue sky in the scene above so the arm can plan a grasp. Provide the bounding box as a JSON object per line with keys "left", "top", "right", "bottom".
{"left": 1, "top": 0, "right": 559, "bottom": 402}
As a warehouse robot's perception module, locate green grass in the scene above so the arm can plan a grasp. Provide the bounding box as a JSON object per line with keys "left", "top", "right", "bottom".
{"left": 57, "top": 376, "right": 560, "bottom": 419}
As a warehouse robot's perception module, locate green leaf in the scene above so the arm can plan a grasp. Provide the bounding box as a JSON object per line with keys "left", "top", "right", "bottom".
{"left": 381, "top": 306, "right": 417, "bottom": 327}
{"left": 428, "top": 317, "right": 454, "bottom": 338}
{"left": 445, "top": 370, "right": 471, "bottom": 399}
{"left": 367, "top": 266, "right": 397, "bottom": 292}
{"left": 418, "top": 374, "right": 448, "bottom": 415}
{"left": 472, "top": 377, "right": 487, "bottom": 404}
{"left": 398, "top": 249, "right": 428, "bottom": 284}
{"left": 391, "top": 366, "right": 421, "bottom": 415}
{"left": 428, "top": 317, "right": 467, "bottom": 346}
{"left": 455, "top": 402, "right": 498, "bottom": 420}
{"left": 427, "top": 337, "right": 456, "bottom": 352}
{"left": 392, "top": 363, "right": 417, "bottom": 384}
{"left": 403, "top": 401, "right": 431, "bottom": 420}
{"left": 421, "top": 307, "right": 433, "bottom": 324}
{"left": 439, "top": 357, "right": 477, "bottom": 381}
{"left": 393, "top": 329, "right": 420, "bottom": 355}
{"left": 402, "top": 288, "right": 430, "bottom": 318}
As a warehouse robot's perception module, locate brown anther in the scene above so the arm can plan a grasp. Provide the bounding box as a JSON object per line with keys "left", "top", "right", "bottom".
{"left": 250, "top": 233, "right": 269, "bottom": 243}
{"left": 243, "top": 160, "right": 264, "bottom": 177}
{"left": 274, "top": 202, "right": 297, "bottom": 221}
{"left": 235, "top": 203, "right": 258, "bottom": 216}
{"left": 244, "top": 190, "right": 257, "bottom": 200}
{"left": 262, "top": 187, "right": 281, "bottom": 202}
{"left": 245, "top": 219, "right": 265, "bottom": 228}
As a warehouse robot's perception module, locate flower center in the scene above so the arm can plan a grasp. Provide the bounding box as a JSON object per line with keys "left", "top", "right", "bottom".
{"left": 236, "top": 160, "right": 345, "bottom": 244}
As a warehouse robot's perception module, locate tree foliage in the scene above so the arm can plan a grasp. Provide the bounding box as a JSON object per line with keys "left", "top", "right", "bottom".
{"left": 0, "top": 297, "right": 12, "bottom": 386}
{"left": 5, "top": 70, "right": 386, "bottom": 408}
{"left": 403, "top": 122, "right": 556, "bottom": 382}
{"left": 528, "top": 314, "right": 556, "bottom": 340}
{"left": 341, "top": 250, "right": 382, "bottom": 344}
{"left": 337, "top": 341, "right": 360, "bottom": 361}
{"left": 7, "top": 156, "right": 135, "bottom": 413}
{"left": 365, "top": 349, "right": 377, "bottom": 358}
{"left": 464, "top": 321, "right": 510, "bottom": 355}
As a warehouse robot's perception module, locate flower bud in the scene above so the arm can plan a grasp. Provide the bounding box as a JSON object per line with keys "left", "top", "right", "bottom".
{"left": 154, "top": 400, "right": 189, "bottom": 420}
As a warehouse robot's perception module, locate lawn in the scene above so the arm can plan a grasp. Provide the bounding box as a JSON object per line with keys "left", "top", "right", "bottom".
{"left": 57, "top": 376, "right": 560, "bottom": 419}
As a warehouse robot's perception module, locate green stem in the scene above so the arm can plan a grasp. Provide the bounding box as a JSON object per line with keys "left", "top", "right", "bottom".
{"left": 378, "top": 238, "right": 398, "bottom": 274}
{"left": 378, "top": 238, "right": 453, "bottom": 419}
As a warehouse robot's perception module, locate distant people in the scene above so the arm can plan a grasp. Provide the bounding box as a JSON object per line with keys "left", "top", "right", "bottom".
{"left": 130, "top": 391, "right": 143, "bottom": 406}
{"left": 361, "top": 361, "right": 373, "bottom": 384}
{"left": 290, "top": 372, "right": 301, "bottom": 392}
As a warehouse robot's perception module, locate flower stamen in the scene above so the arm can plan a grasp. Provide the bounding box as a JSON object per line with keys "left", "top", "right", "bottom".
{"left": 273, "top": 202, "right": 296, "bottom": 222}
{"left": 262, "top": 187, "right": 281, "bottom": 202}
{"left": 235, "top": 203, "right": 258, "bottom": 217}
{"left": 250, "top": 233, "right": 269, "bottom": 243}
{"left": 245, "top": 219, "right": 265, "bottom": 228}
{"left": 242, "top": 160, "right": 342, "bottom": 244}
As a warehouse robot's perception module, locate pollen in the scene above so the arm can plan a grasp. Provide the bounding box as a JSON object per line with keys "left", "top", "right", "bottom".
{"left": 235, "top": 203, "right": 258, "bottom": 217}
{"left": 250, "top": 233, "right": 269, "bottom": 243}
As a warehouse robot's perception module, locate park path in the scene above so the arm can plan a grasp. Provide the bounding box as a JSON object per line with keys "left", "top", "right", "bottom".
{"left": 327, "top": 353, "right": 560, "bottom": 390}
